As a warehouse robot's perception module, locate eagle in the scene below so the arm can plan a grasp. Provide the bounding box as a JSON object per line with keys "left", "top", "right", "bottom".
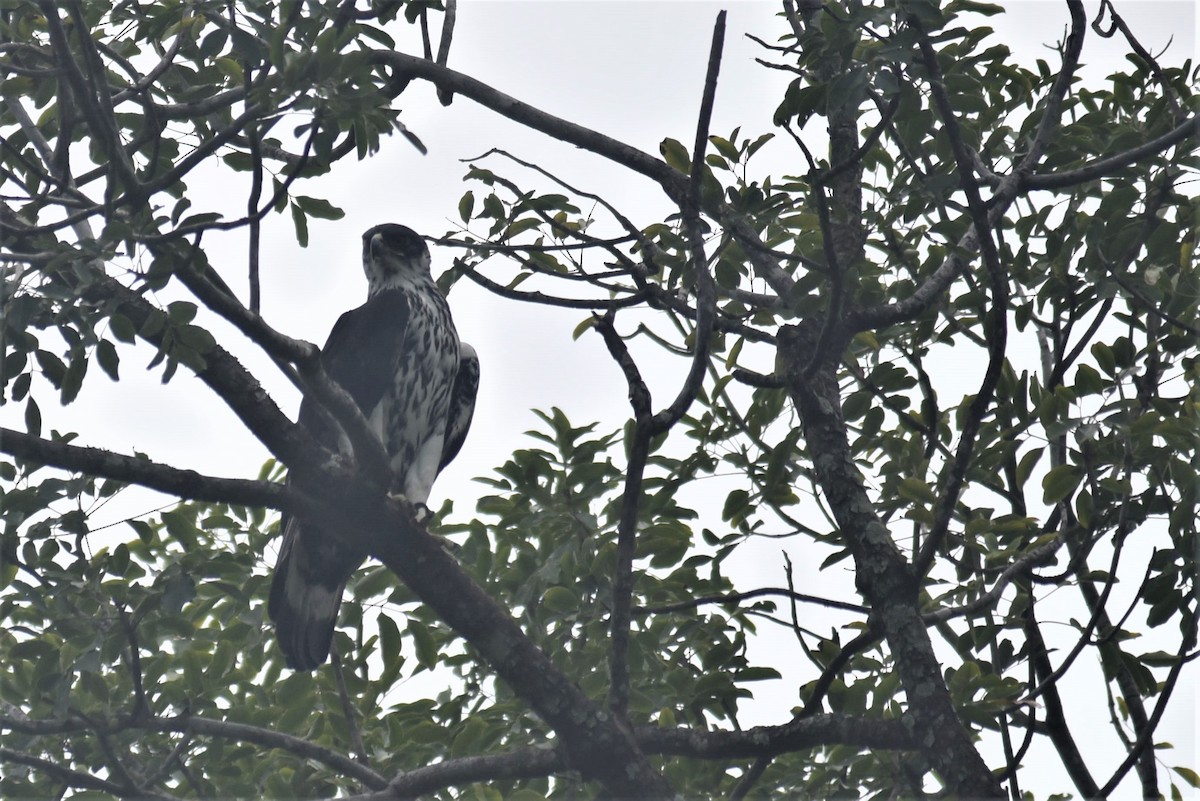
{"left": 269, "top": 223, "right": 478, "bottom": 670}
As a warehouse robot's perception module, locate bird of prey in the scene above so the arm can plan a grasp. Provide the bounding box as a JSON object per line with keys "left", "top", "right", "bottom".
{"left": 269, "top": 224, "right": 478, "bottom": 670}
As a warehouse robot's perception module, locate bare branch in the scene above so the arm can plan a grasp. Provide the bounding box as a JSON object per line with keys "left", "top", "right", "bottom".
{"left": 650, "top": 10, "right": 723, "bottom": 435}
{"left": 0, "top": 711, "right": 389, "bottom": 790}
{"left": 455, "top": 257, "right": 645, "bottom": 310}
{"left": 635, "top": 587, "right": 867, "bottom": 617}
{"left": 0, "top": 426, "right": 288, "bottom": 511}
{"left": 595, "top": 311, "right": 653, "bottom": 721}
{"left": 638, "top": 712, "right": 912, "bottom": 758}
{"left": 1017, "top": 0, "right": 1087, "bottom": 173}
{"left": 366, "top": 51, "right": 687, "bottom": 202}
{"left": 1013, "top": 115, "right": 1198, "bottom": 191}
{"left": 1091, "top": 0, "right": 1184, "bottom": 119}
{"left": 76, "top": 269, "right": 328, "bottom": 473}
{"left": 435, "top": 0, "right": 457, "bottom": 105}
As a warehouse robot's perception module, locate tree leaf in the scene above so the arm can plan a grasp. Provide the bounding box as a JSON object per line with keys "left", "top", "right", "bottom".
{"left": 659, "top": 138, "right": 691, "bottom": 173}
{"left": 1042, "top": 464, "right": 1083, "bottom": 504}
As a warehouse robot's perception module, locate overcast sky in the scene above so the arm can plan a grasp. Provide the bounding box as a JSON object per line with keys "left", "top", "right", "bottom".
{"left": 3, "top": 1, "right": 1196, "bottom": 796}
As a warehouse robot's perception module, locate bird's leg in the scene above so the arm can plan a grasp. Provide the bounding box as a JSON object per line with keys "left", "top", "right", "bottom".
{"left": 385, "top": 483, "right": 432, "bottom": 524}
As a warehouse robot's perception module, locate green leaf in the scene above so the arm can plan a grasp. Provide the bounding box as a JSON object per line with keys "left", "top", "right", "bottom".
{"left": 1091, "top": 342, "right": 1116, "bottom": 376}
{"left": 541, "top": 586, "right": 576, "bottom": 614}
{"left": 290, "top": 201, "right": 309, "bottom": 247}
{"left": 502, "top": 218, "right": 541, "bottom": 240}
{"left": 408, "top": 620, "right": 438, "bottom": 671}
{"left": 24, "top": 397, "right": 40, "bottom": 436}
{"left": 109, "top": 313, "right": 137, "bottom": 343}
{"left": 295, "top": 195, "right": 345, "bottom": 220}
{"left": 827, "top": 68, "right": 868, "bottom": 113}
{"left": 1015, "top": 448, "right": 1044, "bottom": 486}
{"left": 177, "top": 324, "right": 216, "bottom": 354}
{"left": 1073, "top": 363, "right": 1103, "bottom": 396}
{"left": 898, "top": 477, "right": 936, "bottom": 504}
{"left": 127, "top": 519, "right": 155, "bottom": 544}
{"left": 378, "top": 613, "right": 402, "bottom": 661}
{"left": 1042, "top": 464, "right": 1083, "bottom": 504}
{"left": 736, "top": 667, "right": 782, "bottom": 682}
{"left": 722, "top": 489, "right": 750, "bottom": 522}
{"left": 161, "top": 510, "right": 200, "bottom": 549}
{"left": 571, "top": 317, "right": 595, "bottom": 340}
{"left": 35, "top": 349, "right": 66, "bottom": 387}
{"left": 659, "top": 138, "right": 691, "bottom": 173}
{"left": 215, "top": 56, "right": 245, "bottom": 84}
{"left": 222, "top": 152, "right": 255, "bottom": 172}
{"left": 167, "top": 301, "right": 198, "bottom": 324}
{"left": 96, "top": 340, "right": 119, "bottom": 380}
{"left": 60, "top": 351, "right": 87, "bottom": 404}
{"left": 458, "top": 190, "right": 475, "bottom": 223}
{"left": 709, "top": 135, "right": 741, "bottom": 163}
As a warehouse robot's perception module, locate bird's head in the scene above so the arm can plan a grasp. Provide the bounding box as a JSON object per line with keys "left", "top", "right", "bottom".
{"left": 362, "top": 224, "right": 431, "bottom": 293}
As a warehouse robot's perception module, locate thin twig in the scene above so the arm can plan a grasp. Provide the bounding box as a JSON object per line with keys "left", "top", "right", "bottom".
{"left": 331, "top": 651, "right": 369, "bottom": 765}
{"left": 634, "top": 587, "right": 867, "bottom": 617}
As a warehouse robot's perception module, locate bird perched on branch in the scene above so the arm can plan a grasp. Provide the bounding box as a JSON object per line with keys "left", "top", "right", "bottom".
{"left": 270, "top": 223, "right": 478, "bottom": 670}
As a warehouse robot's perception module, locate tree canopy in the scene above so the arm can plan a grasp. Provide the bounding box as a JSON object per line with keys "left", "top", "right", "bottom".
{"left": 1, "top": 1, "right": 1197, "bottom": 799}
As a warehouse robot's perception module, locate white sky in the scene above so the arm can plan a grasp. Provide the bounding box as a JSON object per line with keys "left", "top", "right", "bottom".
{"left": 2, "top": 1, "right": 1196, "bottom": 797}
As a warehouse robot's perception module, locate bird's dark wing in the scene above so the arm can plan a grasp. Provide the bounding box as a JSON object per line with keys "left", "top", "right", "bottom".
{"left": 297, "top": 288, "right": 411, "bottom": 446}
{"left": 439, "top": 341, "right": 479, "bottom": 471}
{"left": 271, "top": 289, "right": 410, "bottom": 670}
{"left": 268, "top": 515, "right": 360, "bottom": 671}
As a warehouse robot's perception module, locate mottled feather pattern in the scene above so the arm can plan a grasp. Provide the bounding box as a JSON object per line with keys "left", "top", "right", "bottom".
{"left": 379, "top": 278, "right": 460, "bottom": 501}
{"left": 269, "top": 224, "right": 477, "bottom": 671}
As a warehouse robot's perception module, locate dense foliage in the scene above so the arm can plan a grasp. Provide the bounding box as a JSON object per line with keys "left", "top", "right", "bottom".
{"left": 1, "top": 1, "right": 1196, "bottom": 799}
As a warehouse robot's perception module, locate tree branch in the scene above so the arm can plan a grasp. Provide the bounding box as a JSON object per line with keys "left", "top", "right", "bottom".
{"left": 366, "top": 51, "right": 686, "bottom": 202}
{"left": 335, "top": 493, "right": 673, "bottom": 797}
{"left": 0, "top": 747, "right": 142, "bottom": 798}
{"left": 0, "top": 427, "right": 287, "bottom": 510}
{"left": 635, "top": 587, "right": 867, "bottom": 617}
{"left": 778, "top": 322, "right": 1003, "bottom": 798}
{"left": 1023, "top": 603, "right": 1101, "bottom": 798}
{"left": 158, "top": 239, "right": 392, "bottom": 482}
{"left": 910, "top": 18, "right": 1010, "bottom": 577}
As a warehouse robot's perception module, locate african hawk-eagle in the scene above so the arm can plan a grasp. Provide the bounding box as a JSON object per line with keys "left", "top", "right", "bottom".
{"left": 269, "top": 223, "right": 478, "bottom": 670}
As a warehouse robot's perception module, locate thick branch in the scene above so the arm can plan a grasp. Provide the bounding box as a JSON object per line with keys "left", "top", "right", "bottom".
{"left": 637, "top": 712, "right": 913, "bottom": 758}
{"left": 0, "top": 427, "right": 286, "bottom": 510}
{"left": 77, "top": 269, "right": 328, "bottom": 475}
{"left": 1018, "top": 114, "right": 1199, "bottom": 190}
{"left": 367, "top": 51, "right": 686, "bottom": 202}
{"left": 337, "top": 494, "right": 672, "bottom": 797}
{"left": 1024, "top": 605, "right": 1101, "bottom": 798}
{"left": 5, "top": 709, "right": 915, "bottom": 801}
{"left": 159, "top": 240, "right": 392, "bottom": 481}
{"left": 777, "top": 323, "right": 1002, "bottom": 798}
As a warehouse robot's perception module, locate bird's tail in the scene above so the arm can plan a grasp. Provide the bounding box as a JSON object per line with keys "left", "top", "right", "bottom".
{"left": 269, "top": 518, "right": 347, "bottom": 671}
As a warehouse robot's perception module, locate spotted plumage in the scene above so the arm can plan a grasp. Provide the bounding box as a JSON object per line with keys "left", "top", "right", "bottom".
{"left": 269, "top": 224, "right": 478, "bottom": 670}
